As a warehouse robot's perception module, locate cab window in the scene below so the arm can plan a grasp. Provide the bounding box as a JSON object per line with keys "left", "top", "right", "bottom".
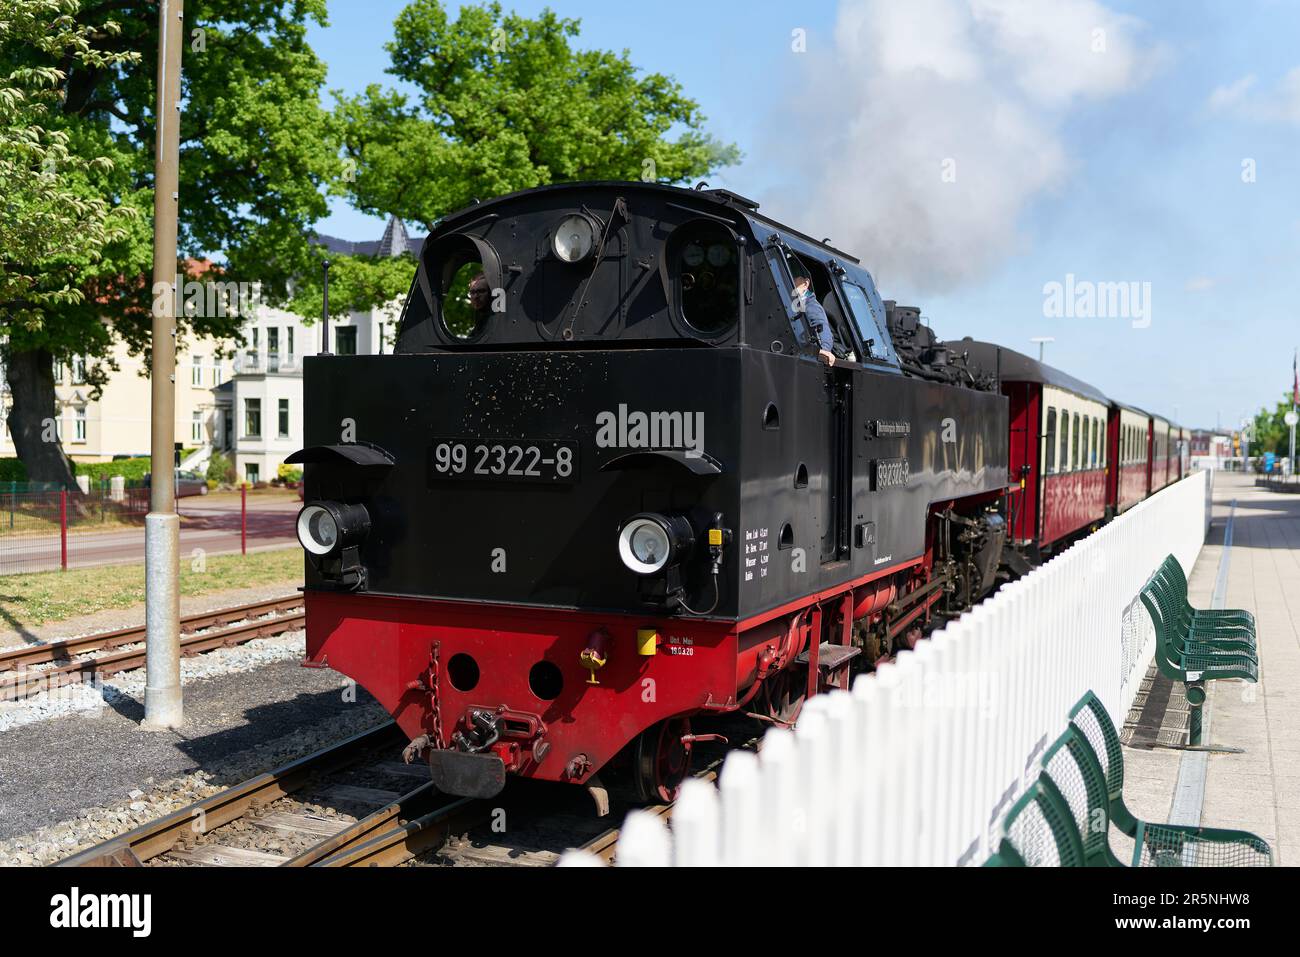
{"left": 671, "top": 221, "right": 739, "bottom": 336}
{"left": 839, "top": 280, "right": 898, "bottom": 364}
{"left": 765, "top": 247, "right": 814, "bottom": 350}
{"left": 440, "top": 251, "right": 491, "bottom": 340}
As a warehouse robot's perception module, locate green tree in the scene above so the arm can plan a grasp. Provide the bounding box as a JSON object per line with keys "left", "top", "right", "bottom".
{"left": 1250, "top": 391, "right": 1298, "bottom": 468}
{"left": 291, "top": 0, "right": 740, "bottom": 323}
{"left": 1, "top": 0, "right": 336, "bottom": 484}
{"left": 0, "top": 0, "right": 141, "bottom": 485}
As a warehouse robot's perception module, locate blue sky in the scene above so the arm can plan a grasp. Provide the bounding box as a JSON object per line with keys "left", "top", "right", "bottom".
{"left": 308, "top": 0, "right": 1299, "bottom": 430}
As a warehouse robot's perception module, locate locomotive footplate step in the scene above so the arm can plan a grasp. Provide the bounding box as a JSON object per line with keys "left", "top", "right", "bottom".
{"left": 795, "top": 642, "right": 861, "bottom": 671}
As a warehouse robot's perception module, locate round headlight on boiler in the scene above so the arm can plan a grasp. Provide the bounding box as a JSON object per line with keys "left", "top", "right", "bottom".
{"left": 617, "top": 512, "right": 695, "bottom": 576}
{"left": 552, "top": 213, "right": 596, "bottom": 263}
{"left": 296, "top": 501, "right": 371, "bottom": 557}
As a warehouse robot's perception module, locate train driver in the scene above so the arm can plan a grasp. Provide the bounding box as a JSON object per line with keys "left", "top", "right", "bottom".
{"left": 791, "top": 266, "right": 836, "bottom": 367}
{"left": 467, "top": 272, "right": 493, "bottom": 319}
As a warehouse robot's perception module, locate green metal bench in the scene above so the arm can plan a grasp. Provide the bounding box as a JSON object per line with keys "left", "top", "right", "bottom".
{"left": 1159, "top": 554, "right": 1255, "bottom": 630}
{"left": 1066, "top": 692, "right": 1272, "bottom": 867}
{"left": 985, "top": 776, "right": 1086, "bottom": 867}
{"left": 1139, "top": 578, "right": 1258, "bottom": 696}
{"left": 1150, "top": 555, "right": 1256, "bottom": 650}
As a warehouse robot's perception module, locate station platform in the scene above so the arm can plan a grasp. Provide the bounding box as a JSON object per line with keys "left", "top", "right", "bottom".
{"left": 1119, "top": 472, "right": 1300, "bottom": 865}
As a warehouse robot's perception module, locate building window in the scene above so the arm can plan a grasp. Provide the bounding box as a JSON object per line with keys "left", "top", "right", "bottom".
{"left": 72, "top": 356, "right": 87, "bottom": 384}
{"left": 53, "top": 359, "right": 65, "bottom": 384}
{"left": 335, "top": 326, "right": 357, "bottom": 355}
{"left": 192, "top": 410, "right": 203, "bottom": 443}
{"left": 244, "top": 398, "right": 261, "bottom": 438}
{"left": 287, "top": 327, "right": 295, "bottom": 363}
{"left": 192, "top": 355, "right": 204, "bottom": 386}
{"left": 278, "top": 398, "right": 289, "bottom": 437}
{"left": 267, "top": 328, "right": 279, "bottom": 372}
{"left": 245, "top": 463, "right": 259, "bottom": 484}
{"left": 74, "top": 407, "right": 86, "bottom": 442}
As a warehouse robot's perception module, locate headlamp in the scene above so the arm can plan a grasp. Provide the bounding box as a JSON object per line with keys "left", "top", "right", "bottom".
{"left": 552, "top": 214, "right": 596, "bottom": 263}
{"left": 297, "top": 501, "right": 370, "bottom": 557}
{"left": 618, "top": 512, "right": 695, "bottom": 576}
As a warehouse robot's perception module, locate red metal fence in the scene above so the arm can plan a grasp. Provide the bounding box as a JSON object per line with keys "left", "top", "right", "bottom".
{"left": 0, "top": 486, "right": 296, "bottom": 576}
{"left": 0, "top": 488, "right": 151, "bottom": 575}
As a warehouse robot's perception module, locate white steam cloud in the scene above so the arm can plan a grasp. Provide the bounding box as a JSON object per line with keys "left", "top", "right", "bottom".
{"left": 761, "top": 0, "right": 1156, "bottom": 294}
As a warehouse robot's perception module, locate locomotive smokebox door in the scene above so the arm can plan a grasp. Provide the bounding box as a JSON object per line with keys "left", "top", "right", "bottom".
{"left": 428, "top": 750, "right": 508, "bottom": 799}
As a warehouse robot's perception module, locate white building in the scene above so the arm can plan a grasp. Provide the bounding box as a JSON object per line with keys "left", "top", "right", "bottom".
{"left": 211, "top": 217, "right": 417, "bottom": 484}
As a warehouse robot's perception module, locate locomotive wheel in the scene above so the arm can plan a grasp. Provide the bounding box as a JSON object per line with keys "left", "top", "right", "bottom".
{"left": 632, "top": 716, "right": 693, "bottom": 804}
{"left": 763, "top": 669, "right": 806, "bottom": 726}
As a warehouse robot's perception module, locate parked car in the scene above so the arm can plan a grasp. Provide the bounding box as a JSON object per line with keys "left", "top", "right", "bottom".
{"left": 142, "top": 469, "right": 209, "bottom": 497}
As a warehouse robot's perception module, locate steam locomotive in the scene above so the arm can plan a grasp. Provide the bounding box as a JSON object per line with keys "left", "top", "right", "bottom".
{"left": 289, "top": 181, "right": 1185, "bottom": 807}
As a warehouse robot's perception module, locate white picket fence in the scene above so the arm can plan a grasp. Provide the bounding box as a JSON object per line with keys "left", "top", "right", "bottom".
{"left": 561, "top": 470, "right": 1213, "bottom": 867}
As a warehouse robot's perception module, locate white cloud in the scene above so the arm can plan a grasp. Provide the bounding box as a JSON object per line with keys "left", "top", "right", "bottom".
{"left": 1207, "top": 67, "right": 1300, "bottom": 123}
{"left": 760, "top": 0, "right": 1158, "bottom": 293}
{"left": 1207, "top": 74, "right": 1257, "bottom": 112}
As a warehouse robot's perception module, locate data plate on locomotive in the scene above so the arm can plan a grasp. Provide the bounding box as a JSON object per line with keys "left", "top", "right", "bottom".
{"left": 428, "top": 437, "right": 579, "bottom": 484}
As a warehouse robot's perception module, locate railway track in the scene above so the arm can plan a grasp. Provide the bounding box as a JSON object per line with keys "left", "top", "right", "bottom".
{"left": 55, "top": 721, "right": 596, "bottom": 868}
{"left": 0, "top": 595, "right": 304, "bottom": 702}
{"left": 56, "top": 717, "right": 754, "bottom": 868}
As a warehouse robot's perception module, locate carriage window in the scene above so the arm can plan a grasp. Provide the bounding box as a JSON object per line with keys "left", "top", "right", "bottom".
{"left": 1090, "top": 418, "right": 1097, "bottom": 467}
{"left": 1045, "top": 409, "right": 1057, "bottom": 474}
{"left": 1072, "top": 413, "right": 1081, "bottom": 471}
{"left": 673, "top": 222, "right": 739, "bottom": 336}
{"left": 441, "top": 258, "right": 492, "bottom": 340}
{"left": 1059, "top": 413, "right": 1069, "bottom": 472}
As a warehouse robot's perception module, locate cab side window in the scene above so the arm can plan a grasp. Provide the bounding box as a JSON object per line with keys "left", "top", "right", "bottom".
{"left": 764, "top": 247, "right": 814, "bottom": 350}
{"left": 839, "top": 280, "right": 898, "bottom": 364}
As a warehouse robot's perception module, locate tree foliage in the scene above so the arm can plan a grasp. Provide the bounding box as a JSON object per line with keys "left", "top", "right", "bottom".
{"left": 0, "top": 0, "right": 140, "bottom": 342}
{"left": 337, "top": 0, "right": 740, "bottom": 225}
{"left": 293, "top": 0, "right": 741, "bottom": 323}
{"left": 1250, "top": 391, "right": 1299, "bottom": 461}
{"left": 0, "top": 0, "right": 336, "bottom": 481}
{"left": 284, "top": 252, "right": 416, "bottom": 327}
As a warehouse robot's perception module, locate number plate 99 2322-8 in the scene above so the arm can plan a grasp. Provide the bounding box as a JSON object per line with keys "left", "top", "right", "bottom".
{"left": 428, "top": 438, "right": 578, "bottom": 484}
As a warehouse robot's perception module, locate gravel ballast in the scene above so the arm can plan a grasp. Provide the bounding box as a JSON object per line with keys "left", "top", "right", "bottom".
{"left": 0, "top": 648, "right": 388, "bottom": 862}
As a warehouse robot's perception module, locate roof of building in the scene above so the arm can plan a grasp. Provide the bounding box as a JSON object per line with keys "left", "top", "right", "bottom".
{"left": 311, "top": 215, "right": 426, "bottom": 258}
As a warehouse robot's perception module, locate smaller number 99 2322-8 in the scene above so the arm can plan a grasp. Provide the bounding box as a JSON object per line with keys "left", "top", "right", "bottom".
{"left": 429, "top": 438, "right": 577, "bottom": 484}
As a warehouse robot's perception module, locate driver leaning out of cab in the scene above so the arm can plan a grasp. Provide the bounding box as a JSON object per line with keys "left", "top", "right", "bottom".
{"left": 791, "top": 266, "right": 839, "bottom": 367}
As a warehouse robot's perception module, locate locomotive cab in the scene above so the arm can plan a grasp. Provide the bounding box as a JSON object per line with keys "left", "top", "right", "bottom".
{"left": 293, "top": 182, "right": 1011, "bottom": 806}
